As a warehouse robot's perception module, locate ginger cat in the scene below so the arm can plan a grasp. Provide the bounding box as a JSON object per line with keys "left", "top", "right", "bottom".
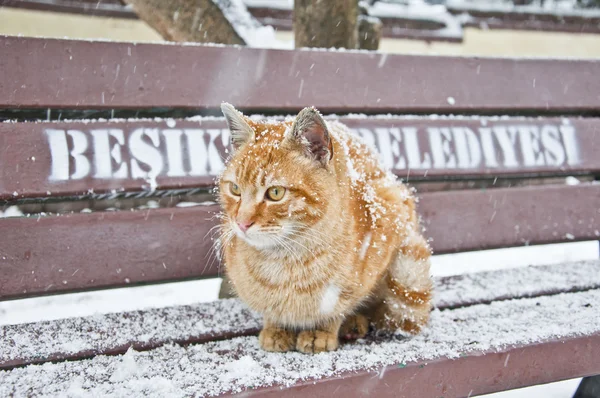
{"left": 218, "top": 103, "right": 433, "bottom": 354}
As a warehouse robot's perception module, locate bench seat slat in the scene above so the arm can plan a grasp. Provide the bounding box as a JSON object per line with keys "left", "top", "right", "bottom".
{"left": 1, "top": 288, "right": 599, "bottom": 396}
{"left": 2, "top": 260, "right": 598, "bottom": 370}
{"left": 2, "top": 36, "right": 600, "bottom": 113}
{"left": 2, "top": 116, "right": 599, "bottom": 201}
{"left": 0, "top": 184, "right": 597, "bottom": 300}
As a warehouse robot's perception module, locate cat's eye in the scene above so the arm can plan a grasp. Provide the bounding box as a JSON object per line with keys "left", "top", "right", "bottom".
{"left": 266, "top": 186, "right": 286, "bottom": 201}
{"left": 230, "top": 183, "right": 241, "bottom": 196}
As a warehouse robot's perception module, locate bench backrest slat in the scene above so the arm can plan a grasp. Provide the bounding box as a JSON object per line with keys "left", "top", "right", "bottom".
{"left": 1, "top": 37, "right": 598, "bottom": 304}
{"left": 2, "top": 117, "right": 599, "bottom": 201}
{"left": 2, "top": 36, "right": 600, "bottom": 113}
{"left": 1, "top": 184, "right": 597, "bottom": 300}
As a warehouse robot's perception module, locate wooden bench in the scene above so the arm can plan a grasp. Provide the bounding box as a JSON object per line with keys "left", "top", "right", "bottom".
{"left": 0, "top": 35, "right": 599, "bottom": 397}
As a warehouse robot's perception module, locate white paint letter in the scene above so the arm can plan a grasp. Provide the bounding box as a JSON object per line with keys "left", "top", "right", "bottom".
{"left": 162, "top": 129, "right": 186, "bottom": 177}
{"left": 90, "top": 129, "right": 128, "bottom": 179}
{"left": 428, "top": 127, "right": 456, "bottom": 168}
{"left": 478, "top": 127, "right": 500, "bottom": 168}
{"left": 452, "top": 127, "right": 482, "bottom": 168}
{"left": 559, "top": 125, "right": 580, "bottom": 166}
{"left": 540, "top": 125, "right": 565, "bottom": 166}
{"left": 46, "top": 129, "right": 91, "bottom": 180}
{"left": 375, "top": 128, "right": 394, "bottom": 169}
{"left": 518, "top": 126, "right": 545, "bottom": 167}
{"left": 129, "top": 128, "right": 164, "bottom": 179}
{"left": 403, "top": 127, "right": 431, "bottom": 169}
{"left": 356, "top": 128, "right": 377, "bottom": 152}
{"left": 45, "top": 129, "right": 70, "bottom": 181}
{"left": 67, "top": 130, "right": 91, "bottom": 180}
{"left": 207, "top": 129, "right": 227, "bottom": 174}
{"left": 184, "top": 129, "right": 209, "bottom": 176}
{"left": 493, "top": 126, "right": 519, "bottom": 167}
{"left": 377, "top": 128, "right": 405, "bottom": 169}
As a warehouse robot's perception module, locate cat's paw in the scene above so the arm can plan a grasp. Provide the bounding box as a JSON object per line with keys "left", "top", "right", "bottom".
{"left": 259, "top": 328, "right": 296, "bottom": 352}
{"left": 296, "top": 330, "right": 339, "bottom": 354}
{"left": 372, "top": 312, "right": 428, "bottom": 335}
{"left": 340, "top": 314, "right": 369, "bottom": 340}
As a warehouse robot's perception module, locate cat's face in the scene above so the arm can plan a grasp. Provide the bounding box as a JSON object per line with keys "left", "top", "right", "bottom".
{"left": 218, "top": 104, "right": 334, "bottom": 250}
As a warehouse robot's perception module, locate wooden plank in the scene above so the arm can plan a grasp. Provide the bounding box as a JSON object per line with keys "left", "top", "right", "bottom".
{"left": 4, "top": 2, "right": 599, "bottom": 37}
{"left": 2, "top": 36, "right": 600, "bottom": 112}
{"left": 260, "top": 333, "right": 600, "bottom": 398}
{"left": 0, "top": 0, "right": 136, "bottom": 19}
{"left": 2, "top": 116, "right": 599, "bottom": 201}
{"left": 0, "top": 204, "right": 221, "bottom": 300}
{"left": 1, "top": 260, "right": 598, "bottom": 370}
{"left": 448, "top": 5, "right": 600, "bottom": 34}
{"left": 463, "top": 17, "right": 600, "bottom": 35}
{"left": 419, "top": 183, "right": 600, "bottom": 253}
{"left": 0, "top": 184, "right": 597, "bottom": 300}
{"left": 1, "top": 289, "right": 598, "bottom": 396}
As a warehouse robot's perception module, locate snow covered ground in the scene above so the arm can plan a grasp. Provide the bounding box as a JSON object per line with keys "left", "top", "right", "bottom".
{"left": 1, "top": 240, "right": 596, "bottom": 396}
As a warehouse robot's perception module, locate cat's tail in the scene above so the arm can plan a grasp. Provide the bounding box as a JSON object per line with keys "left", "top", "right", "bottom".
{"left": 371, "top": 234, "right": 433, "bottom": 335}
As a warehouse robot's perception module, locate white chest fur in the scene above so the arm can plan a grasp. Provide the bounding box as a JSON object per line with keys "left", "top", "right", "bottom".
{"left": 319, "top": 282, "right": 341, "bottom": 315}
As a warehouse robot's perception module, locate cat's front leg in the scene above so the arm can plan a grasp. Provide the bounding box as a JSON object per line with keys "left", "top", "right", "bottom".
{"left": 259, "top": 319, "right": 297, "bottom": 352}
{"left": 296, "top": 318, "right": 342, "bottom": 354}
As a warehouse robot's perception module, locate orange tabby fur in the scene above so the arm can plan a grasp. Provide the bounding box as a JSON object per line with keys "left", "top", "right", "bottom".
{"left": 218, "top": 104, "right": 433, "bottom": 354}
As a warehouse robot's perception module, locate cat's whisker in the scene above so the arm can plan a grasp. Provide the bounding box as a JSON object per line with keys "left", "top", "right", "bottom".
{"left": 216, "top": 232, "right": 235, "bottom": 276}
{"left": 204, "top": 226, "right": 229, "bottom": 260}
{"left": 289, "top": 227, "right": 328, "bottom": 243}
{"left": 290, "top": 225, "right": 333, "bottom": 242}
{"left": 271, "top": 235, "right": 302, "bottom": 267}
{"left": 288, "top": 227, "right": 336, "bottom": 252}
{"left": 204, "top": 223, "right": 225, "bottom": 240}
{"left": 208, "top": 210, "right": 226, "bottom": 219}
{"left": 283, "top": 230, "right": 321, "bottom": 250}
{"left": 217, "top": 234, "right": 235, "bottom": 274}
{"left": 204, "top": 228, "right": 234, "bottom": 275}
{"left": 277, "top": 234, "right": 318, "bottom": 261}
{"left": 259, "top": 227, "right": 284, "bottom": 234}
{"left": 280, "top": 238, "right": 304, "bottom": 266}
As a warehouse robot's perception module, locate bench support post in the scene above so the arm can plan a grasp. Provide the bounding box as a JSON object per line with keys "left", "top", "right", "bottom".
{"left": 573, "top": 237, "right": 600, "bottom": 398}
{"left": 573, "top": 375, "right": 600, "bottom": 398}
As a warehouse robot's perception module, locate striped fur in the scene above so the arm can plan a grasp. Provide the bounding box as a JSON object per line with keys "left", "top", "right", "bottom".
{"left": 218, "top": 105, "right": 432, "bottom": 353}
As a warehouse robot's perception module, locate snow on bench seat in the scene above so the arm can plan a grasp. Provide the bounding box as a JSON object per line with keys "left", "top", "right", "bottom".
{"left": 1, "top": 260, "right": 599, "bottom": 370}
{"left": 435, "top": 259, "right": 600, "bottom": 309}
{"left": 1, "top": 289, "right": 599, "bottom": 397}
{"left": 0, "top": 298, "right": 262, "bottom": 369}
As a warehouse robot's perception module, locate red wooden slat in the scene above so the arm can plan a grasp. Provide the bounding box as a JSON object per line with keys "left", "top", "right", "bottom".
{"left": 253, "top": 333, "right": 600, "bottom": 397}
{"left": 2, "top": 260, "right": 597, "bottom": 370}
{"left": 2, "top": 117, "right": 599, "bottom": 200}
{"left": 0, "top": 184, "right": 597, "bottom": 300}
{"left": 420, "top": 183, "right": 600, "bottom": 253}
{"left": 0, "top": 205, "right": 221, "bottom": 300}
{"left": 0, "top": 0, "right": 136, "bottom": 19}
{"left": 1, "top": 36, "right": 599, "bottom": 112}
{"left": 0, "top": 289, "right": 598, "bottom": 395}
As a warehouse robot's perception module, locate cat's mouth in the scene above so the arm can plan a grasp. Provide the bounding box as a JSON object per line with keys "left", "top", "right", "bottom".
{"left": 233, "top": 223, "right": 287, "bottom": 250}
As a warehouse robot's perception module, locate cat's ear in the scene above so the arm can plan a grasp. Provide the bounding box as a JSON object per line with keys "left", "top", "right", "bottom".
{"left": 287, "top": 106, "right": 333, "bottom": 166}
{"left": 221, "top": 102, "right": 255, "bottom": 150}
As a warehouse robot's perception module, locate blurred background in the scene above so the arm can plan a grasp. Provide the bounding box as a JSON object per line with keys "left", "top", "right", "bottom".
{"left": 1, "top": 0, "right": 600, "bottom": 58}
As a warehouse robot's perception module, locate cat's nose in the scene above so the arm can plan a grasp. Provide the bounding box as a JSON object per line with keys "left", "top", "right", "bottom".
{"left": 237, "top": 220, "right": 255, "bottom": 233}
